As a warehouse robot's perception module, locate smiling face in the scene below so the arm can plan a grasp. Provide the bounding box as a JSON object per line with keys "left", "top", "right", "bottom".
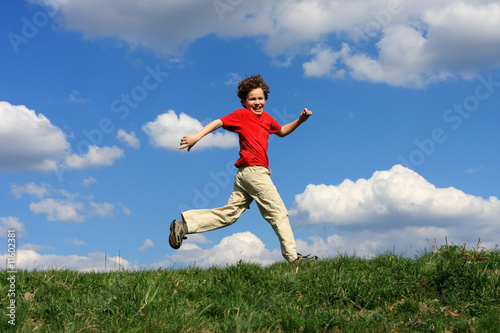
{"left": 243, "top": 88, "right": 266, "bottom": 115}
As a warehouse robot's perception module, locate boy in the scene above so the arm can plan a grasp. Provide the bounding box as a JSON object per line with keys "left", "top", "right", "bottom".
{"left": 170, "top": 74, "right": 316, "bottom": 263}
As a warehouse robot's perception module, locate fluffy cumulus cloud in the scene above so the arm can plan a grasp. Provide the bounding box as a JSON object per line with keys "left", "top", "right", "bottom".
{"left": 116, "top": 129, "right": 140, "bottom": 149}
{"left": 303, "top": 44, "right": 347, "bottom": 79}
{"left": 289, "top": 164, "right": 500, "bottom": 254}
{"left": 421, "top": 2, "right": 500, "bottom": 76}
{"left": 65, "top": 238, "right": 87, "bottom": 246}
{"left": 35, "top": 0, "right": 500, "bottom": 87}
{"left": 30, "top": 198, "right": 86, "bottom": 222}
{"left": 29, "top": 198, "right": 115, "bottom": 222}
{"left": 11, "top": 182, "right": 52, "bottom": 199}
{"left": 67, "top": 90, "right": 89, "bottom": 104}
{"left": 142, "top": 110, "right": 238, "bottom": 151}
{"left": 19, "top": 243, "right": 55, "bottom": 251}
{"left": 64, "top": 145, "right": 124, "bottom": 169}
{"left": 88, "top": 201, "right": 115, "bottom": 217}
{"left": 291, "top": 165, "right": 500, "bottom": 227}
{"left": 139, "top": 239, "right": 155, "bottom": 252}
{"left": 83, "top": 176, "right": 97, "bottom": 188}
{"left": 157, "top": 232, "right": 281, "bottom": 268}
{"left": 300, "top": 2, "right": 500, "bottom": 87}
{"left": 0, "top": 101, "right": 69, "bottom": 171}
{"left": 0, "top": 216, "right": 27, "bottom": 237}
{"left": 0, "top": 101, "right": 128, "bottom": 172}
{"left": 342, "top": 26, "right": 442, "bottom": 88}
{"left": 13, "top": 182, "right": 116, "bottom": 223}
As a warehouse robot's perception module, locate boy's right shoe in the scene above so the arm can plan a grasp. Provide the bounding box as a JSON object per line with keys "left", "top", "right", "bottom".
{"left": 169, "top": 219, "right": 187, "bottom": 249}
{"left": 292, "top": 253, "right": 318, "bottom": 264}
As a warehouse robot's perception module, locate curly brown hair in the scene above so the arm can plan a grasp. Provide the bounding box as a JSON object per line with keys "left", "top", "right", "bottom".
{"left": 237, "top": 74, "right": 270, "bottom": 107}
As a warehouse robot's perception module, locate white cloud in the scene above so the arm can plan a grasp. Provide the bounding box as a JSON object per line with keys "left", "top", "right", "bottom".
{"left": 13, "top": 182, "right": 118, "bottom": 222}
{"left": 37, "top": 0, "right": 500, "bottom": 87}
{"left": 37, "top": 0, "right": 365, "bottom": 55}
{"left": 290, "top": 165, "right": 500, "bottom": 243}
{"left": 295, "top": 225, "right": 500, "bottom": 260}
{"left": 339, "top": 2, "right": 500, "bottom": 87}
{"left": 139, "top": 239, "right": 155, "bottom": 252}
{"left": 185, "top": 234, "right": 212, "bottom": 245}
{"left": 224, "top": 72, "right": 243, "bottom": 85}
{"left": 30, "top": 198, "right": 86, "bottom": 222}
{"left": 142, "top": 110, "right": 238, "bottom": 151}
{"left": 65, "top": 238, "right": 87, "bottom": 246}
{"left": 0, "top": 102, "right": 129, "bottom": 172}
{"left": 465, "top": 166, "right": 483, "bottom": 174}
{"left": 0, "top": 216, "right": 27, "bottom": 237}
{"left": 294, "top": 228, "right": 434, "bottom": 259}
{"left": 64, "top": 145, "right": 124, "bottom": 169}
{"left": 11, "top": 182, "right": 52, "bottom": 199}
{"left": 157, "top": 232, "right": 281, "bottom": 268}
{"left": 0, "top": 102, "right": 127, "bottom": 171}
{"left": 0, "top": 101, "right": 69, "bottom": 171}
{"left": 422, "top": 2, "right": 500, "bottom": 76}
{"left": 30, "top": 198, "right": 116, "bottom": 222}
{"left": 39, "top": 0, "right": 221, "bottom": 56}
{"left": 0, "top": 250, "right": 133, "bottom": 272}
{"left": 116, "top": 129, "right": 140, "bottom": 149}
{"left": 121, "top": 205, "right": 132, "bottom": 215}
{"left": 303, "top": 44, "right": 347, "bottom": 78}
{"left": 19, "top": 243, "right": 55, "bottom": 251}
{"left": 342, "top": 25, "right": 447, "bottom": 88}
{"left": 83, "top": 176, "right": 97, "bottom": 187}
{"left": 88, "top": 201, "right": 114, "bottom": 217}
{"left": 68, "top": 90, "right": 89, "bottom": 104}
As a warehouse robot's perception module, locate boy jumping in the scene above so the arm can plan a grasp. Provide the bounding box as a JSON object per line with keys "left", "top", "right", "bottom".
{"left": 170, "top": 74, "right": 316, "bottom": 263}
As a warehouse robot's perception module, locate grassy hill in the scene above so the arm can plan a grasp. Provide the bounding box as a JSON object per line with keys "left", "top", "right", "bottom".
{"left": 1, "top": 244, "right": 499, "bottom": 332}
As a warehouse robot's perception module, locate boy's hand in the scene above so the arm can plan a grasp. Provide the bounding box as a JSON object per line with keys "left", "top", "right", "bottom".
{"left": 299, "top": 108, "right": 312, "bottom": 123}
{"left": 178, "top": 119, "right": 223, "bottom": 152}
{"left": 276, "top": 108, "right": 312, "bottom": 137}
{"left": 179, "top": 135, "right": 199, "bottom": 152}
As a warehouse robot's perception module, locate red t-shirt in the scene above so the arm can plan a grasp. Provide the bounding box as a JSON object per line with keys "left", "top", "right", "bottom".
{"left": 220, "top": 108, "right": 282, "bottom": 169}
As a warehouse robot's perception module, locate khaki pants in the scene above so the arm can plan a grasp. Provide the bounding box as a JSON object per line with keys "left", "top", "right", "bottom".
{"left": 182, "top": 166, "right": 298, "bottom": 262}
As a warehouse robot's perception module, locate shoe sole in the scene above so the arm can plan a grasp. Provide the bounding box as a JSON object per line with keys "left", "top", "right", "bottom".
{"left": 293, "top": 254, "right": 318, "bottom": 264}
{"left": 169, "top": 220, "right": 181, "bottom": 249}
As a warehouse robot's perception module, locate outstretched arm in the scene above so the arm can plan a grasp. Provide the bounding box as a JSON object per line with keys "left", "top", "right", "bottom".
{"left": 276, "top": 108, "right": 312, "bottom": 138}
{"left": 179, "top": 119, "right": 223, "bottom": 151}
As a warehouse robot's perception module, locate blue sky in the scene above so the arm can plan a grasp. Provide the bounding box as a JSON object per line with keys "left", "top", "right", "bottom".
{"left": 1, "top": 0, "right": 499, "bottom": 271}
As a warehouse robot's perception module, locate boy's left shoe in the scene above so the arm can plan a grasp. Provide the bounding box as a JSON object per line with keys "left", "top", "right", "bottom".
{"left": 169, "top": 219, "right": 187, "bottom": 249}
{"left": 292, "top": 253, "right": 318, "bottom": 264}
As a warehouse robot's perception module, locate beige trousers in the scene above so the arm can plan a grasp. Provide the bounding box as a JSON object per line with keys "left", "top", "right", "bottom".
{"left": 181, "top": 166, "right": 298, "bottom": 262}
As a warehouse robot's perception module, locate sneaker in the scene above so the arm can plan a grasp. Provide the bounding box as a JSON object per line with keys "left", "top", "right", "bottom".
{"left": 169, "top": 219, "right": 187, "bottom": 249}
{"left": 292, "top": 253, "right": 318, "bottom": 264}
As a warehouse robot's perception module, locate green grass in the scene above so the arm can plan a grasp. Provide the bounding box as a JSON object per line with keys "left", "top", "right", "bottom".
{"left": 1, "top": 246, "right": 499, "bottom": 332}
